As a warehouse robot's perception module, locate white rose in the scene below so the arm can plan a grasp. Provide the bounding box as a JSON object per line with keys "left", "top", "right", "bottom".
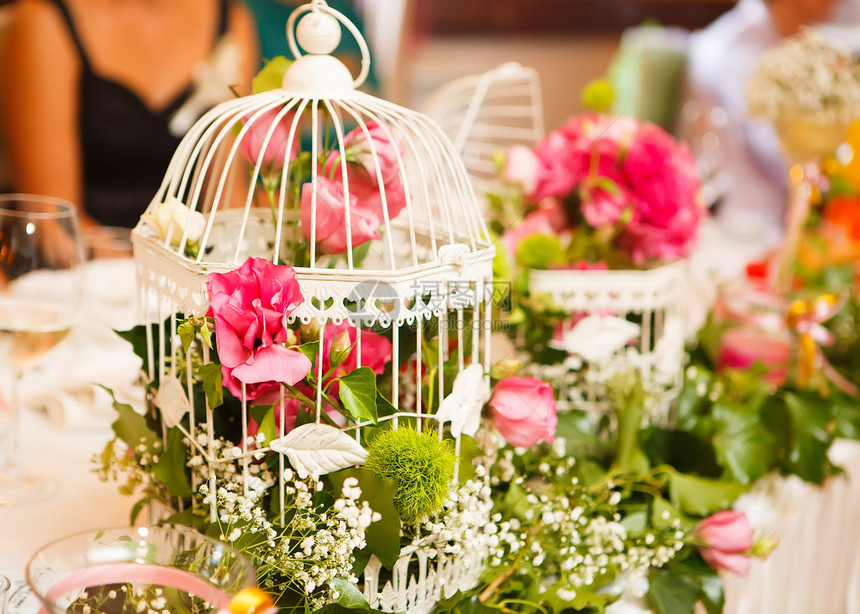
{"left": 142, "top": 196, "right": 206, "bottom": 247}
{"left": 436, "top": 363, "right": 490, "bottom": 438}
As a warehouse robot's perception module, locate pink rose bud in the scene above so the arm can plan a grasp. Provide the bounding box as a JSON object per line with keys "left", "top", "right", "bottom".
{"left": 489, "top": 376, "right": 558, "bottom": 448}
{"left": 717, "top": 328, "right": 791, "bottom": 386}
{"left": 239, "top": 107, "right": 299, "bottom": 171}
{"left": 695, "top": 510, "right": 754, "bottom": 577}
{"left": 300, "top": 177, "right": 381, "bottom": 255}
{"left": 329, "top": 329, "right": 353, "bottom": 367}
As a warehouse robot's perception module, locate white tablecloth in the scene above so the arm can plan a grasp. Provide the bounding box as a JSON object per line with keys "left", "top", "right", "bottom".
{"left": 0, "top": 410, "right": 132, "bottom": 580}
{"left": 0, "top": 259, "right": 139, "bottom": 592}
{"left": 725, "top": 440, "right": 860, "bottom": 613}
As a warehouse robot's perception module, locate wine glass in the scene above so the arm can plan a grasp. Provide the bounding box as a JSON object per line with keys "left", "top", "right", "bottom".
{"left": 27, "top": 527, "right": 259, "bottom": 614}
{"left": 0, "top": 194, "right": 84, "bottom": 506}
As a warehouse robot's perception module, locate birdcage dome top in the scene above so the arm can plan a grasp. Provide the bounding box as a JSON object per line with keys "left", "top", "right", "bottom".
{"left": 131, "top": 0, "right": 493, "bottom": 323}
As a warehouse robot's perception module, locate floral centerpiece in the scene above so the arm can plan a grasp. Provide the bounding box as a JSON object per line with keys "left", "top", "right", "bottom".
{"left": 491, "top": 110, "right": 704, "bottom": 418}
{"left": 747, "top": 27, "right": 860, "bottom": 163}
{"left": 97, "top": 3, "right": 537, "bottom": 612}
{"left": 100, "top": 255, "right": 565, "bottom": 613}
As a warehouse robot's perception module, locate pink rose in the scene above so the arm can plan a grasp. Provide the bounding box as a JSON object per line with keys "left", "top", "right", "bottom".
{"left": 717, "top": 328, "right": 790, "bottom": 386}
{"left": 503, "top": 145, "right": 541, "bottom": 196}
{"left": 325, "top": 120, "right": 408, "bottom": 223}
{"left": 301, "top": 176, "right": 380, "bottom": 254}
{"left": 500, "top": 198, "right": 568, "bottom": 258}
{"left": 240, "top": 107, "right": 299, "bottom": 171}
{"left": 346, "top": 167, "right": 407, "bottom": 223}
{"left": 343, "top": 121, "right": 402, "bottom": 186}
{"left": 695, "top": 510, "right": 755, "bottom": 577}
{"left": 489, "top": 376, "right": 557, "bottom": 448}
{"left": 207, "top": 258, "right": 312, "bottom": 402}
{"left": 579, "top": 176, "right": 633, "bottom": 228}
{"left": 618, "top": 122, "right": 702, "bottom": 262}
{"left": 531, "top": 132, "right": 589, "bottom": 200}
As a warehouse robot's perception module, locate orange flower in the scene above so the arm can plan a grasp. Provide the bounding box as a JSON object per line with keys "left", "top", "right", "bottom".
{"left": 823, "top": 195, "right": 860, "bottom": 242}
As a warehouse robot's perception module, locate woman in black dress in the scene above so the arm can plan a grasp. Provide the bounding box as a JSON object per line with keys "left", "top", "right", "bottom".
{"left": 1, "top": 0, "right": 259, "bottom": 231}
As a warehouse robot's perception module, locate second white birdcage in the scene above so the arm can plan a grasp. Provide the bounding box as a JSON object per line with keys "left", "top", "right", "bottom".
{"left": 525, "top": 262, "right": 686, "bottom": 423}
{"left": 130, "top": 1, "right": 495, "bottom": 611}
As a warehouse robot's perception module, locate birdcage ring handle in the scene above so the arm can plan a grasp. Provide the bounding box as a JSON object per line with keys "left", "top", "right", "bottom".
{"left": 286, "top": 0, "right": 371, "bottom": 89}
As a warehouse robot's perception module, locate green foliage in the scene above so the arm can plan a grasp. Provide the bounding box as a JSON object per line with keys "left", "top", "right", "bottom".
{"left": 364, "top": 427, "right": 456, "bottom": 523}
{"left": 329, "top": 579, "right": 369, "bottom": 609}
{"left": 668, "top": 471, "right": 746, "bottom": 517}
{"left": 102, "top": 386, "right": 158, "bottom": 451}
{"left": 153, "top": 428, "right": 192, "bottom": 498}
{"left": 648, "top": 569, "right": 701, "bottom": 614}
{"left": 252, "top": 56, "right": 293, "bottom": 94}
{"left": 196, "top": 363, "right": 223, "bottom": 410}
{"left": 336, "top": 367, "right": 379, "bottom": 423}
{"left": 515, "top": 234, "right": 564, "bottom": 269}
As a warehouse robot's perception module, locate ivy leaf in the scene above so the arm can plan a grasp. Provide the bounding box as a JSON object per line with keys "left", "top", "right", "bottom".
{"left": 177, "top": 320, "right": 196, "bottom": 353}
{"left": 258, "top": 406, "right": 278, "bottom": 445}
{"left": 677, "top": 556, "right": 726, "bottom": 614}
{"left": 313, "top": 606, "right": 377, "bottom": 614}
{"left": 115, "top": 325, "right": 152, "bottom": 379}
{"left": 376, "top": 391, "right": 396, "bottom": 418}
{"left": 101, "top": 385, "right": 159, "bottom": 450}
{"left": 649, "top": 569, "right": 701, "bottom": 614}
{"left": 337, "top": 367, "right": 378, "bottom": 423}
{"left": 196, "top": 363, "right": 224, "bottom": 411}
{"left": 329, "top": 468, "right": 400, "bottom": 570}
{"left": 711, "top": 402, "right": 774, "bottom": 484}
{"left": 515, "top": 233, "right": 564, "bottom": 269}
{"left": 457, "top": 435, "right": 483, "bottom": 483}
{"left": 297, "top": 340, "right": 320, "bottom": 369}
{"left": 765, "top": 392, "right": 838, "bottom": 484}
{"left": 251, "top": 56, "right": 292, "bottom": 94}
{"left": 668, "top": 471, "right": 745, "bottom": 517}
{"left": 833, "top": 393, "right": 860, "bottom": 439}
{"left": 153, "top": 427, "right": 192, "bottom": 497}
{"left": 329, "top": 579, "right": 369, "bottom": 609}
{"left": 651, "top": 495, "right": 685, "bottom": 529}
{"left": 555, "top": 410, "right": 600, "bottom": 457}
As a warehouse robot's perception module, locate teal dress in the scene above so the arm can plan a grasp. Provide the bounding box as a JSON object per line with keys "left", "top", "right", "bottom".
{"left": 245, "top": 0, "right": 379, "bottom": 91}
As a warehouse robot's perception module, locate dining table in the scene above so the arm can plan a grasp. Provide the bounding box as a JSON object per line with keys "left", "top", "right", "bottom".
{"left": 1, "top": 247, "right": 860, "bottom": 613}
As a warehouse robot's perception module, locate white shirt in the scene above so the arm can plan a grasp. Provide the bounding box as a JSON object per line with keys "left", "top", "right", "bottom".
{"left": 687, "top": 0, "right": 787, "bottom": 248}
{"left": 687, "top": 0, "right": 860, "bottom": 248}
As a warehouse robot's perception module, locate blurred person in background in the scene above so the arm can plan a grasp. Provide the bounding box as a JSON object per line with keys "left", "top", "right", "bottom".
{"left": 0, "top": 0, "right": 258, "bottom": 232}
{"left": 686, "top": 0, "right": 851, "bottom": 247}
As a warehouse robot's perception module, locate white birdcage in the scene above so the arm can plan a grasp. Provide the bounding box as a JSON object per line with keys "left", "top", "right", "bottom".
{"left": 423, "top": 62, "right": 545, "bottom": 195}
{"left": 526, "top": 262, "right": 686, "bottom": 423}
{"left": 131, "top": 1, "right": 494, "bottom": 611}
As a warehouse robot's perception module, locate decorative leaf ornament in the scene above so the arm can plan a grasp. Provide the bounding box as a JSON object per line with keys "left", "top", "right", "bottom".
{"left": 269, "top": 423, "right": 368, "bottom": 479}
{"left": 154, "top": 376, "right": 191, "bottom": 428}
{"left": 435, "top": 363, "right": 489, "bottom": 437}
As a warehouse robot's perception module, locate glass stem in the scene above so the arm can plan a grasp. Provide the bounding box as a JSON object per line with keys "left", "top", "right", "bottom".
{"left": 2, "top": 369, "right": 23, "bottom": 476}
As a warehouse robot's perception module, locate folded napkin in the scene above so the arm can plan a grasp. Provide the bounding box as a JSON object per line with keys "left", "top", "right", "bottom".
{"left": 12, "top": 259, "right": 144, "bottom": 430}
